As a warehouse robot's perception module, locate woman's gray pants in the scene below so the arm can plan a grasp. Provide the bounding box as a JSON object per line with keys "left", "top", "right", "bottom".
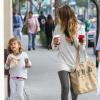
{"left": 58, "top": 70, "right": 78, "bottom": 100}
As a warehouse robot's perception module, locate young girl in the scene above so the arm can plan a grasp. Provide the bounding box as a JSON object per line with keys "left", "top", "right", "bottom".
{"left": 5, "top": 38, "right": 31, "bottom": 100}
{"left": 52, "top": 5, "right": 86, "bottom": 100}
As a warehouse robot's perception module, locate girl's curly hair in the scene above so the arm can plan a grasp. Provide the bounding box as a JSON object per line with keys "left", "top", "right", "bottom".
{"left": 8, "top": 38, "right": 23, "bottom": 54}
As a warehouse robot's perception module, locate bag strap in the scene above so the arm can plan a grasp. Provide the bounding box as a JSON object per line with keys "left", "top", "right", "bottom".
{"left": 73, "top": 44, "right": 80, "bottom": 70}
{"left": 73, "top": 39, "right": 87, "bottom": 60}
{"left": 73, "top": 40, "right": 80, "bottom": 62}
{"left": 73, "top": 41, "right": 88, "bottom": 71}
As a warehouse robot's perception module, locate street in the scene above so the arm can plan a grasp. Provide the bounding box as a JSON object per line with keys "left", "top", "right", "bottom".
{"left": 21, "top": 35, "right": 100, "bottom": 100}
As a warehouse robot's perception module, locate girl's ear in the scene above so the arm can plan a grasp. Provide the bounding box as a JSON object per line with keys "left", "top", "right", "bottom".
{"left": 18, "top": 44, "right": 21, "bottom": 49}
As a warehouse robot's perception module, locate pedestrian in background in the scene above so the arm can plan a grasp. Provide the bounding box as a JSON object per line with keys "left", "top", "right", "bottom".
{"left": 45, "top": 14, "right": 54, "bottom": 49}
{"left": 38, "top": 11, "right": 46, "bottom": 32}
{"left": 25, "top": 11, "right": 40, "bottom": 51}
{"left": 85, "top": 19, "right": 91, "bottom": 32}
{"left": 96, "top": 34, "right": 100, "bottom": 95}
{"left": 5, "top": 38, "right": 31, "bottom": 100}
{"left": 52, "top": 5, "right": 86, "bottom": 100}
{"left": 13, "top": 11, "right": 23, "bottom": 41}
{"left": 96, "top": 34, "right": 100, "bottom": 61}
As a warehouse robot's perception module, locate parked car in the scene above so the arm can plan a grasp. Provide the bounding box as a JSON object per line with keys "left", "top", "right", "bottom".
{"left": 86, "top": 23, "right": 96, "bottom": 47}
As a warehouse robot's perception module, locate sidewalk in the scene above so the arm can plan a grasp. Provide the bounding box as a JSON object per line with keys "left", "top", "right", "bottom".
{"left": 5, "top": 35, "right": 100, "bottom": 100}
{"left": 24, "top": 48, "right": 100, "bottom": 100}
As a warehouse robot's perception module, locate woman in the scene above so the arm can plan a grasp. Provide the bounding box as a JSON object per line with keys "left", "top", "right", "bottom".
{"left": 45, "top": 14, "right": 54, "bottom": 49}
{"left": 13, "top": 11, "right": 23, "bottom": 41}
{"left": 25, "top": 11, "right": 40, "bottom": 50}
{"left": 52, "top": 5, "right": 86, "bottom": 100}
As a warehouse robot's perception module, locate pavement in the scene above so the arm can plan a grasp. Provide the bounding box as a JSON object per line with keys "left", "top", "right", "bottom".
{"left": 6, "top": 35, "right": 100, "bottom": 100}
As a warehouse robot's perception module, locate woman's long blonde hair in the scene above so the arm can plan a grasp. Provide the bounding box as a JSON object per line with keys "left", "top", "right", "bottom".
{"left": 57, "top": 5, "right": 78, "bottom": 38}
{"left": 47, "top": 14, "right": 54, "bottom": 24}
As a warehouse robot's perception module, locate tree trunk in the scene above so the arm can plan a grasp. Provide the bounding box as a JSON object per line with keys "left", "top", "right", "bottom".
{"left": 55, "top": 0, "right": 62, "bottom": 24}
{"left": 29, "top": 0, "right": 33, "bottom": 12}
{"left": 15, "top": 0, "right": 20, "bottom": 13}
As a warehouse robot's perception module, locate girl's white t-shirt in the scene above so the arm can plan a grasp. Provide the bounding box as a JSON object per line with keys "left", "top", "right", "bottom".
{"left": 5, "top": 52, "right": 31, "bottom": 79}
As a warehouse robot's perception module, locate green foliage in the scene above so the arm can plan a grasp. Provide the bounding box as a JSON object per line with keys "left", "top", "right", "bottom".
{"left": 13, "top": 0, "right": 26, "bottom": 10}
{"left": 77, "top": 0, "right": 90, "bottom": 7}
{"left": 22, "top": 25, "right": 28, "bottom": 35}
{"left": 19, "top": 0, "right": 26, "bottom": 4}
{"left": 39, "top": 31, "right": 47, "bottom": 47}
{"left": 19, "top": 0, "right": 26, "bottom": 9}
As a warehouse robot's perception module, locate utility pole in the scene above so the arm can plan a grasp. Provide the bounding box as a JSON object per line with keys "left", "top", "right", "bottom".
{"left": 92, "top": 0, "right": 100, "bottom": 44}
{"left": 91, "top": 0, "right": 100, "bottom": 67}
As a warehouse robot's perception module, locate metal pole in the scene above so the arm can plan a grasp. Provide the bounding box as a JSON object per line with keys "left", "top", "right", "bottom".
{"left": 87, "top": 0, "right": 89, "bottom": 19}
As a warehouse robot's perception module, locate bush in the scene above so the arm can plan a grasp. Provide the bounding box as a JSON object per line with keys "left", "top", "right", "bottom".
{"left": 22, "top": 25, "right": 28, "bottom": 35}
{"left": 39, "top": 31, "right": 47, "bottom": 47}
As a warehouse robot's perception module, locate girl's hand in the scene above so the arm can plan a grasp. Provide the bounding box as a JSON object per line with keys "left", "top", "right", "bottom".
{"left": 25, "top": 58, "right": 31, "bottom": 68}
{"left": 6, "top": 57, "right": 13, "bottom": 66}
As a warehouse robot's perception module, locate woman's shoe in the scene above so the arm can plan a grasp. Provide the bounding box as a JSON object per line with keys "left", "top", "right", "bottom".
{"left": 28, "top": 48, "right": 31, "bottom": 51}
{"left": 32, "top": 48, "right": 35, "bottom": 50}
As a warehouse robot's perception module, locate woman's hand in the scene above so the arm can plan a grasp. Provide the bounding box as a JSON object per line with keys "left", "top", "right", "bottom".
{"left": 97, "top": 57, "right": 100, "bottom": 62}
{"left": 25, "top": 58, "right": 31, "bottom": 68}
{"left": 79, "top": 39, "right": 86, "bottom": 45}
{"left": 79, "top": 36, "right": 86, "bottom": 45}
{"left": 97, "top": 51, "right": 100, "bottom": 62}
{"left": 53, "top": 35, "right": 61, "bottom": 47}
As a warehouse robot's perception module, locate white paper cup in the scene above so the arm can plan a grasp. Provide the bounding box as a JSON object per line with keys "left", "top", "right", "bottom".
{"left": 53, "top": 35, "right": 61, "bottom": 45}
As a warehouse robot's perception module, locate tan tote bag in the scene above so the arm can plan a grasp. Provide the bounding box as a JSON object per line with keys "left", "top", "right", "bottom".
{"left": 70, "top": 47, "right": 97, "bottom": 94}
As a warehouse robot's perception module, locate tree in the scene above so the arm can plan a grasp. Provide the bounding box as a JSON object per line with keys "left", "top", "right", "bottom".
{"left": 13, "top": 0, "right": 19, "bottom": 12}
{"left": 13, "top": 0, "right": 26, "bottom": 13}
{"left": 77, "top": 0, "right": 89, "bottom": 7}
{"left": 28, "top": 0, "right": 33, "bottom": 11}
{"left": 55, "top": 0, "right": 62, "bottom": 24}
